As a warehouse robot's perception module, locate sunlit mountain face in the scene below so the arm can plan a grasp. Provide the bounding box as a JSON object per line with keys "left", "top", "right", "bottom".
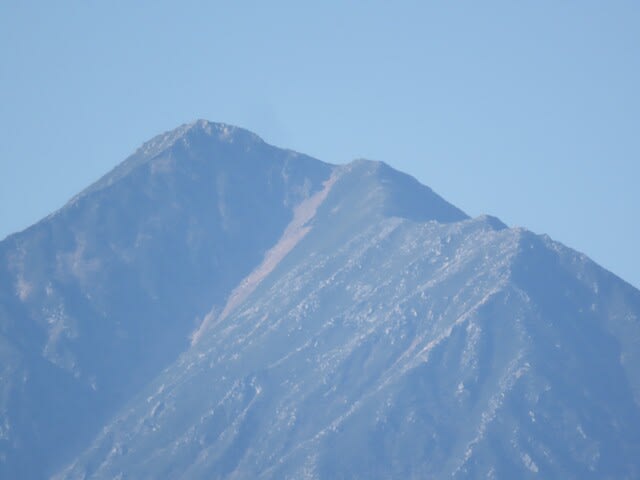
{"left": 1, "top": 121, "right": 639, "bottom": 479}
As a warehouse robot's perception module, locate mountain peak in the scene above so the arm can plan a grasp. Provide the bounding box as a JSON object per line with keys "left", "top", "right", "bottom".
{"left": 68, "top": 120, "right": 267, "bottom": 205}
{"left": 135, "top": 119, "right": 263, "bottom": 160}
{"left": 330, "top": 157, "right": 468, "bottom": 224}
{"left": 2, "top": 121, "right": 640, "bottom": 479}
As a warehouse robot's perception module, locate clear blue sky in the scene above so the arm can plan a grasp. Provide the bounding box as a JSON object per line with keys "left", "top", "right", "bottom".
{"left": 1, "top": 2, "right": 639, "bottom": 288}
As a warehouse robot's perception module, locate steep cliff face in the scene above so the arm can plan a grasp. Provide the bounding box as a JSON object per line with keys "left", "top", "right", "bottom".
{"left": 1, "top": 121, "right": 639, "bottom": 479}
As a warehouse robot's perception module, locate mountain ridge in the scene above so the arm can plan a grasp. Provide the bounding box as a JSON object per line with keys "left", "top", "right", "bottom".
{"left": 1, "top": 120, "right": 639, "bottom": 479}
{"left": 57, "top": 212, "right": 640, "bottom": 478}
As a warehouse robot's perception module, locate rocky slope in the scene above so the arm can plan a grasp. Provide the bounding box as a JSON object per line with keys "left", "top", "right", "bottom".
{"left": 1, "top": 121, "right": 639, "bottom": 479}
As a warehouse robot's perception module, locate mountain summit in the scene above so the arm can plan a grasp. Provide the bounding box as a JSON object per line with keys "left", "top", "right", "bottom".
{"left": 1, "top": 121, "right": 639, "bottom": 479}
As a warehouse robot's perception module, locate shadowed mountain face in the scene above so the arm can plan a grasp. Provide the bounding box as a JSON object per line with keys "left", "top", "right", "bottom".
{"left": 1, "top": 121, "right": 639, "bottom": 479}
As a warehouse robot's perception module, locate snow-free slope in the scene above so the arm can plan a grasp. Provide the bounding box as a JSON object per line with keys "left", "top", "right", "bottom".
{"left": 57, "top": 172, "right": 640, "bottom": 479}
{"left": 1, "top": 121, "right": 639, "bottom": 479}
{"left": 0, "top": 120, "right": 336, "bottom": 478}
{"left": 0, "top": 121, "right": 465, "bottom": 479}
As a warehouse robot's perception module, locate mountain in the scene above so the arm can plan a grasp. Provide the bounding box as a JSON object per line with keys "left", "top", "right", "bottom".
{"left": 1, "top": 120, "right": 639, "bottom": 479}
